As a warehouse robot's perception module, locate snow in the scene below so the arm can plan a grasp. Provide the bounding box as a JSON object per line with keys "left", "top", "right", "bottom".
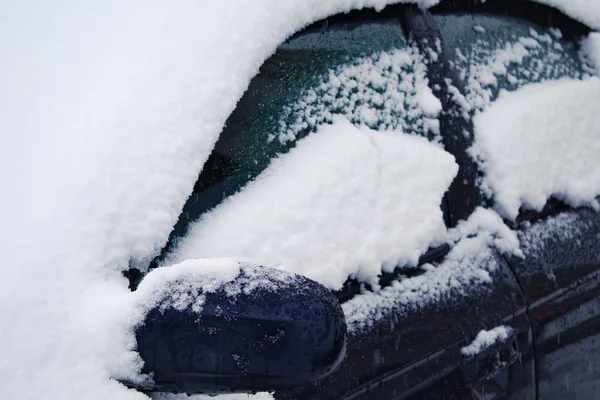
{"left": 461, "top": 326, "right": 513, "bottom": 356}
{"left": 343, "top": 208, "right": 522, "bottom": 331}
{"left": 167, "top": 117, "right": 457, "bottom": 290}
{"left": 1, "top": 0, "right": 599, "bottom": 399}
{"left": 446, "top": 12, "right": 600, "bottom": 220}
{"left": 152, "top": 394, "right": 274, "bottom": 400}
{"left": 0, "top": 1, "right": 441, "bottom": 398}
{"left": 582, "top": 32, "right": 600, "bottom": 74}
{"left": 444, "top": 17, "right": 589, "bottom": 112}
{"left": 133, "top": 258, "right": 240, "bottom": 316}
{"left": 471, "top": 78, "right": 600, "bottom": 220}
{"left": 274, "top": 46, "right": 442, "bottom": 143}
{"left": 533, "top": 0, "right": 600, "bottom": 30}
{"left": 416, "top": 84, "right": 444, "bottom": 118}
{"left": 473, "top": 25, "right": 486, "bottom": 34}
{"left": 518, "top": 211, "right": 593, "bottom": 256}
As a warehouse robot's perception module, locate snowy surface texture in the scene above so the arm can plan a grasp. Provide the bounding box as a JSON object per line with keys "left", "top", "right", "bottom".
{"left": 533, "top": 0, "right": 600, "bottom": 30}
{"left": 444, "top": 15, "right": 600, "bottom": 219}
{"left": 583, "top": 32, "right": 600, "bottom": 74}
{"left": 274, "top": 46, "right": 442, "bottom": 143}
{"left": 169, "top": 117, "right": 457, "bottom": 290}
{"left": 133, "top": 259, "right": 299, "bottom": 319}
{"left": 518, "top": 212, "right": 593, "bottom": 256}
{"left": 442, "top": 17, "right": 593, "bottom": 113}
{"left": 471, "top": 78, "right": 600, "bottom": 220}
{"left": 133, "top": 258, "right": 241, "bottom": 316}
{"left": 461, "top": 326, "right": 514, "bottom": 356}
{"left": 343, "top": 208, "right": 522, "bottom": 332}
{"left": 1, "top": 0, "right": 600, "bottom": 399}
{"left": 0, "top": 1, "right": 439, "bottom": 399}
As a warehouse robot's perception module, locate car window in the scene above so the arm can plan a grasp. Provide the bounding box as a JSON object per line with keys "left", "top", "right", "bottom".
{"left": 157, "top": 16, "right": 442, "bottom": 265}
{"left": 434, "top": 13, "right": 593, "bottom": 112}
{"left": 431, "top": 11, "right": 600, "bottom": 223}
{"left": 193, "top": 18, "right": 437, "bottom": 213}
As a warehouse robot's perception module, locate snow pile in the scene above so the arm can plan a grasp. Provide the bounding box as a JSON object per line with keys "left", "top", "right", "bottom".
{"left": 582, "top": 32, "right": 600, "bottom": 74}
{"left": 471, "top": 78, "right": 600, "bottom": 220}
{"left": 343, "top": 208, "right": 522, "bottom": 331}
{"left": 168, "top": 117, "right": 457, "bottom": 290}
{"left": 455, "top": 13, "right": 600, "bottom": 220}
{"left": 275, "top": 46, "right": 441, "bottom": 143}
{"left": 461, "top": 326, "right": 514, "bottom": 356}
{"left": 417, "top": 84, "right": 443, "bottom": 117}
{"left": 444, "top": 207, "right": 523, "bottom": 258}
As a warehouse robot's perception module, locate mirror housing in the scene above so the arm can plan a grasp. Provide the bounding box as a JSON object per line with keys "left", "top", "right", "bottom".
{"left": 130, "top": 261, "right": 346, "bottom": 394}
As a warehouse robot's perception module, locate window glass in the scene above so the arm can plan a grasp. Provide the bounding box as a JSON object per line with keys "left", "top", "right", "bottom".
{"left": 150, "top": 16, "right": 445, "bottom": 270}
{"left": 179, "top": 18, "right": 435, "bottom": 229}
{"left": 435, "top": 13, "right": 594, "bottom": 112}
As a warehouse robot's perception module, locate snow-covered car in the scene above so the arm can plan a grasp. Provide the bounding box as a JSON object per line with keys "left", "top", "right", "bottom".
{"left": 1, "top": 0, "right": 600, "bottom": 399}
{"left": 122, "top": 1, "right": 600, "bottom": 398}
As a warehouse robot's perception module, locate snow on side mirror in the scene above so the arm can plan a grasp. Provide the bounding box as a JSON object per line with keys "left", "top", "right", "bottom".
{"left": 128, "top": 259, "right": 346, "bottom": 394}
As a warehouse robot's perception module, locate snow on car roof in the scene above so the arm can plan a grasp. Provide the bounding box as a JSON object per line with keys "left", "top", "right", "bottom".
{"left": 0, "top": 0, "right": 599, "bottom": 399}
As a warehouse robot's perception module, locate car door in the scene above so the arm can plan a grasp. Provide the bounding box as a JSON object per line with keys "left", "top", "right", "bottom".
{"left": 511, "top": 207, "right": 600, "bottom": 399}
{"left": 430, "top": 1, "right": 600, "bottom": 399}
{"left": 278, "top": 257, "right": 531, "bottom": 400}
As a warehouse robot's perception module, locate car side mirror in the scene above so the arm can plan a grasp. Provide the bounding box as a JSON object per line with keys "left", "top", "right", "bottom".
{"left": 129, "top": 260, "right": 346, "bottom": 395}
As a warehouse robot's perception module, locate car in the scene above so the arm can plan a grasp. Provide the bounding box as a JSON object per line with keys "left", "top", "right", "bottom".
{"left": 122, "top": 1, "right": 600, "bottom": 399}
{"left": 1, "top": 0, "right": 599, "bottom": 399}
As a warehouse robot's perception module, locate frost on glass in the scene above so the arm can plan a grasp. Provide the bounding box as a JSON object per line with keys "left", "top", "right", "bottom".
{"left": 212, "top": 18, "right": 437, "bottom": 188}
{"left": 167, "top": 18, "right": 440, "bottom": 263}
{"left": 273, "top": 46, "right": 439, "bottom": 144}
{"left": 436, "top": 14, "right": 593, "bottom": 112}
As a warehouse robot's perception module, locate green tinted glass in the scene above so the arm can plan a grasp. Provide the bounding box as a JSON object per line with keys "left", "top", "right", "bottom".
{"left": 153, "top": 17, "right": 440, "bottom": 266}
{"left": 435, "top": 13, "right": 592, "bottom": 111}
{"left": 187, "top": 18, "right": 434, "bottom": 221}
